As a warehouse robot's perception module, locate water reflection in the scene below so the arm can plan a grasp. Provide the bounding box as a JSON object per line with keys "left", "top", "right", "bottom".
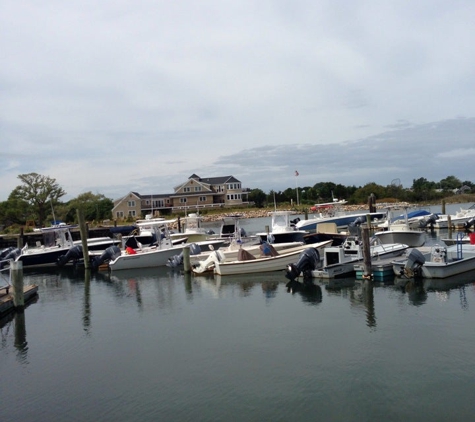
{"left": 285, "top": 279, "right": 323, "bottom": 304}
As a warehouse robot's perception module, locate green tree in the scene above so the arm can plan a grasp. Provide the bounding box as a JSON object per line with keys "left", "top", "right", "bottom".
{"left": 65, "top": 192, "right": 114, "bottom": 223}
{"left": 0, "top": 198, "right": 32, "bottom": 227}
{"left": 439, "top": 175, "right": 462, "bottom": 191}
{"left": 9, "top": 173, "right": 66, "bottom": 227}
{"left": 248, "top": 188, "right": 267, "bottom": 208}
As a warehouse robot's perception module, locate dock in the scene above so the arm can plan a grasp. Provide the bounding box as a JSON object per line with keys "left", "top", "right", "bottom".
{"left": 354, "top": 256, "right": 398, "bottom": 281}
{"left": 0, "top": 285, "right": 39, "bottom": 317}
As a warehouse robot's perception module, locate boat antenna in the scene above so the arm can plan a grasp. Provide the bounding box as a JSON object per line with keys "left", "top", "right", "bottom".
{"left": 50, "top": 197, "right": 57, "bottom": 225}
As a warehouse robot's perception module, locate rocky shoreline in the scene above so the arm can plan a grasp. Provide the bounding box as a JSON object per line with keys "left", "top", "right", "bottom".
{"left": 194, "top": 201, "right": 417, "bottom": 223}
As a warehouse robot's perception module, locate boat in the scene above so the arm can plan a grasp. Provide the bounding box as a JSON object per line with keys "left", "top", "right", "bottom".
{"left": 255, "top": 210, "right": 308, "bottom": 243}
{"left": 302, "top": 222, "right": 348, "bottom": 246}
{"left": 374, "top": 207, "right": 427, "bottom": 247}
{"left": 12, "top": 224, "right": 118, "bottom": 269}
{"left": 290, "top": 236, "right": 409, "bottom": 279}
{"left": 169, "top": 213, "right": 216, "bottom": 243}
{"left": 392, "top": 235, "right": 475, "bottom": 279}
{"left": 215, "top": 214, "right": 259, "bottom": 245}
{"left": 441, "top": 232, "right": 475, "bottom": 245}
{"left": 183, "top": 240, "right": 307, "bottom": 270}
{"left": 95, "top": 221, "right": 225, "bottom": 271}
{"left": 433, "top": 203, "right": 475, "bottom": 229}
{"left": 192, "top": 241, "right": 332, "bottom": 276}
{"left": 295, "top": 200, "right": 386, "bottom": 232}
{"left": 377, "top": 208, "right": 435, "bottom": 230}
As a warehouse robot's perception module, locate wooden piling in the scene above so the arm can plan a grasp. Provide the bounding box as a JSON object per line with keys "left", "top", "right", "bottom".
{"left": 18, "top": 228, "right": 24, "bottom": 248}
{"left": 77, "top": 209, "right": 90, "bottom": 270}
{"left": 11, "top": 261, "right": 24, "bottom": 310}
{"left": 441, "top": 199, "right": 446, "bottom": 215}
{"left": 447, "top": 215, "right": 452, "bottom": 237}
{"left": 361, "top": 227, "right": 372, "bottom": 280}
{"left": 183, "top": 246, "right": 191, "bottom": 273}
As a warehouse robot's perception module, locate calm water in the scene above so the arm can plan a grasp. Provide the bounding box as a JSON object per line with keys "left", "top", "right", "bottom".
{"left": 2, "top": 203, "right": 475, "bottom": 421}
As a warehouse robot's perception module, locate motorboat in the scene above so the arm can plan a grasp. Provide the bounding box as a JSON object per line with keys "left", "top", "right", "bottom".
{"left": 295, "top": 200, "right": 386, "bottom": 232}
{"left": 183, "top": 240, "right": 308, "bottom": 271}
{"left": 374, "top": 207, "right": 427, "bottom": 247}
{"left": 94, "top": 220, "right": 225, "bottom": 271}
{"left": 256, "top": 210, "right": 308, "bottom": 243}
{"left": 169, "top": 213, "right": 216, "bottom": 243}
{"left": 191, "top": 241, "right": 332, "bottom": 276}
{"left": 12, "top": 224, "right": 118, "bottom": 269}
{"left": 298, "top": 236, "right": 409, "bottom": 279}
{"left": 215, "top": 214, "right": 259, "bottom": 245}
{"left": 433, "top": 203, "right": 475, "bottom": 229}
{"left": 392, "top": 235, "right": 475, "bottom": 279}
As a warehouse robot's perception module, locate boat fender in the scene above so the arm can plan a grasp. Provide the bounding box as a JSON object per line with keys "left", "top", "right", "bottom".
{"left": 125, "top": 246, "right": 137, "bottom": 255}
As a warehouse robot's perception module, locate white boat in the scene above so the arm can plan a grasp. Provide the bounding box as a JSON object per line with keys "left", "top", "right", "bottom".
{"left": 95, "top": 220, "right": 225, "bottom": 271}
{"left": 256, "top": 210, "right": 308, "bottom": 243}
{"left": 192, "top": 241, "right": 332, "bottom": 276}
{"left": 441, "top": 232, "right": 475, "bottom": 245}
{"left": 186, "top": 241, "right": 307, "bottom": 271}
{"left": 309, "top": 236, "right": 409, "bottom": 279}
{"left": 215, "top": 214, "right": 259, "bottom": 245}
{"left": 170, "top": 213, "right": 215, "bottom": 243}
{"left": 392, "top": 239, "right": 475, "bottom": 279}
{"left": 374, "top": 208, "right": 427, "bottom": 247}
{"left": 295, "top": 200, "right": 386, "bottom": 232}
{"left": 433, "top": 203, "right": 475, "bottom": 229}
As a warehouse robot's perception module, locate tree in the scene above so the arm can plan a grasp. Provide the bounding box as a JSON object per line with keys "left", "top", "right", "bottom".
{"left": 9, "top": 173, "right": 66, "bottom": 227}
{"left": 65, "top": 192, "right": 113, "bottom": 223}
{"left": 248, "top": 189, "right": 267, "bottom": 208}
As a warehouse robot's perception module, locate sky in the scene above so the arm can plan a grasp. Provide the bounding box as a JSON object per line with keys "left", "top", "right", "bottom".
{"left": 1, "top": 0, "right": 475, "bottom": 201}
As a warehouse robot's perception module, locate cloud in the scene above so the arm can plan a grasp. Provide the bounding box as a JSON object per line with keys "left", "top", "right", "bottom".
{"left": 1, "top": 1, "right": 475, "bottom": 200}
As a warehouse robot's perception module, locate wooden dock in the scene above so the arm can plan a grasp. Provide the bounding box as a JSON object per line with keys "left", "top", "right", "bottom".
{"left": 0, "top": 285, "right": 39, "bottom": 316}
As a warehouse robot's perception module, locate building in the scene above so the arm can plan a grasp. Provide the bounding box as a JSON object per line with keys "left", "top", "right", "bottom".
{"left": 112, "top": 174, "right": 250, "bottom": 220}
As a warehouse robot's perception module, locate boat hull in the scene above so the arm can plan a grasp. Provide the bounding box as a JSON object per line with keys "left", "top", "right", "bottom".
{"left": 296, "top": 212, "right": 386, "bottom": 232}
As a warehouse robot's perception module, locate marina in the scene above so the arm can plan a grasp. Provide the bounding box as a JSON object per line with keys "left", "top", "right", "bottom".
{"left": 1, "top": 203, "right": 475, "bottom": 421}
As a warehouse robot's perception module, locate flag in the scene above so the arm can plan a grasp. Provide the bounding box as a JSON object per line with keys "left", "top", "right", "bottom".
{"left": 295, "top": 170, "right": 299, "bottom": 176}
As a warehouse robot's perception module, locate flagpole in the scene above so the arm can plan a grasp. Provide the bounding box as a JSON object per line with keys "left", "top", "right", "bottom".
{"left": 295, "top": 171, "right": 299, "bottom": 206}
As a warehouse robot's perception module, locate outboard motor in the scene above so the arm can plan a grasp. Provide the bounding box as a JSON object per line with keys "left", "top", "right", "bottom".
{"left": 167, "top": 243, "right": 203, "bottom": 268}
{"left": 464, "top": 217, "right": 475, "bottom": 230}
{"left": 419, "top": 213, "right": 439, "bottom": 228}
{"left": 285, "top": 248, "right": 320, "bottom": 282}
{"left": 290, "top": 217, "right": 300, "bottom": 227}
{"left": 401, "top": 248, "right": 426, "bottom": 278}
{"left": 91, "top": 245, "right": 122, "bottom": 270}
{"left": 57, "top": 245, "right": 84, "bottom": 267}
{"left": 348, "top": 216, "right": 365, "bottom": 236}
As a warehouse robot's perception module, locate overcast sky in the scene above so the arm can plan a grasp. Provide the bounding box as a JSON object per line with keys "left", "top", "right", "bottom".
{"left": 2, "top": 0, "right": 475, "bottom": 201}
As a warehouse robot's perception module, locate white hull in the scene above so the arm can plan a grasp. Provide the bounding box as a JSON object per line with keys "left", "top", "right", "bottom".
{"left": 374, "top": 230, "right": 426, "bottom": 247}
{"left": 195, "top": 241, "right": 331, "bottom": 276}
{"left": 109, "top": 239, "right": 224, "bottom": 271}
{"left": 392, "top": 244, "right": 475, "bottom": 279}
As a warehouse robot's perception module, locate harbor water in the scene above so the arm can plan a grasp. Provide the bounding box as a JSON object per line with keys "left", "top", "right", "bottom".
{"left": 2, "top": 203, "right": 475, "bottom": 421}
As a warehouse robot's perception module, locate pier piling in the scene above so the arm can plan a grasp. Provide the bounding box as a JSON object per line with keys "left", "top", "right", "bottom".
{"left": 77, "top": 209, "right": 90, "bottom": 270}
{"left": 183, "top": 246, "right": 191, "bottom": 273}
{"left": 11, "top": 261, "right": 24, "bottom": 310}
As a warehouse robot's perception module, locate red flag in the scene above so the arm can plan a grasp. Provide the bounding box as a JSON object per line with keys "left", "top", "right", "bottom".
{"left": 295, "top": 170, "right": 299, "bottom": 176}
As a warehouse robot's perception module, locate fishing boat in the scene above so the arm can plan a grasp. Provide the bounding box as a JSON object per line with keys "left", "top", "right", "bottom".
{"left": 95, "top": 220, "right": 225, "bottom": 271}
{"left": 255, "top": 210, "right": 308, "bottom": 243}
{"left": 294, "top": 236, "right": 409, "bottom": 279}
{"left": 192, "top": 241, "right": 332, "bottom": 276}
{"left": 392, "top": 234, "right": 475, "bottom": 279}
{"left": 295, "top": 200, "right": 386, "bottom": 232}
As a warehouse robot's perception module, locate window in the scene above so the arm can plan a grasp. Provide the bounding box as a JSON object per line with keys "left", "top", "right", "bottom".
{"left": 128, "top": 210, "right": 136, "bottom": 217}
{"left": 199, "top": 196, "right": 206, "bottom": 202}
{"left": 116, "top": 211, "right": 124, "bottom": 218}
{"left": 227, "top": 183, "right": 241, "bottom": 190}
{"left": 127, "top": 200, "right": 136, "bottom": 207}
{"left": 194, "top": 186, "right": 202, "bottom": 192}
{"left": 180, "top": 198, "right": 187, "bottom": 203}
{"left": 184, "top": 187, "right": 191, "bottom": 192}
{"left": 227, "top": 194, "right": 242, "bottom": 200}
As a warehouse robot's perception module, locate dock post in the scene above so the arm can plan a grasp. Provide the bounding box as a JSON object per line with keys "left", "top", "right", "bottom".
{"left": 18, "top": 228, "right": 24, "bottom": 248}
{"left": 447, "top": 215, "right": 452, "bottom": 237}
{"left": 11, "top": 260, "right": 24, "bottom": 310}
{"left": 361, "top": 227, "right": 372, "bottom": 280}
{"left": 441, "top": 199, "right": 446, "bottom": 215}
{"left": 183, "top": 245, "right": 191, "bottom": 273}
{"left": 77, "top": 209, "right": 90, "bottom": 270}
